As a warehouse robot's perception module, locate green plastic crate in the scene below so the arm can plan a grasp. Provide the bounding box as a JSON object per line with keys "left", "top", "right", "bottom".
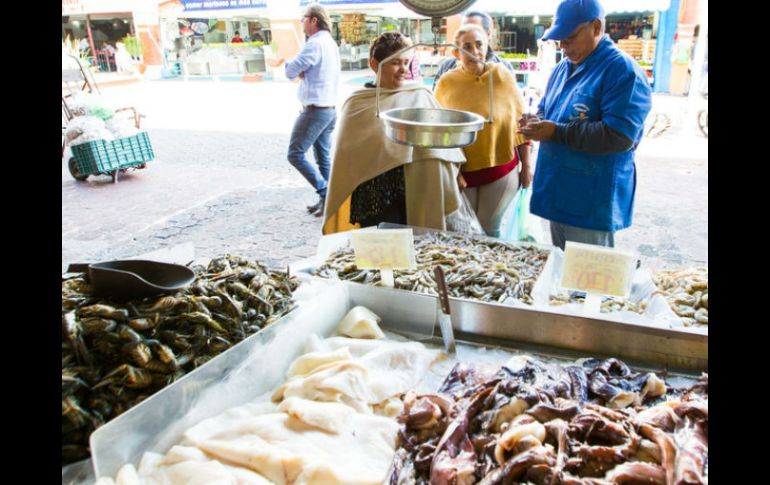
{"left": 71, "top": 131, "right": 154, "bottom": 176}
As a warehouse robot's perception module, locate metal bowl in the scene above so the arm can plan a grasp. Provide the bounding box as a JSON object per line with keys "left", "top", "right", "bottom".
{"left": 380, "top": 107, "right": 485, "bottom": 149}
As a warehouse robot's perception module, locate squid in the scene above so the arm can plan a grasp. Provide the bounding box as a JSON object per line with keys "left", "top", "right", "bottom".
{"left": 526, "top": 402, "right": 581, "bottom": 423}
{"left": 604, "top": 462, "right": 666, "bottom": 484}
{"left": 478, "top": 446, "right": 555, "bottom": 485}
{"left": 430, "top": 387, "right": 493, "bottom": 485}
{"left": 673, "top": 419, "right": 708, "bottom": 485}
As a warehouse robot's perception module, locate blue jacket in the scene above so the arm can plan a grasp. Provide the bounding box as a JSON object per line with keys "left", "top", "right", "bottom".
{"left": 531, "top": 36, "right": 651, "bottom": 231}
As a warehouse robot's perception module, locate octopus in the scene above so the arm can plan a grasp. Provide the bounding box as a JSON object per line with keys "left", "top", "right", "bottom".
{"left": 390, "top": 359, "right": 707, "bottom": 485}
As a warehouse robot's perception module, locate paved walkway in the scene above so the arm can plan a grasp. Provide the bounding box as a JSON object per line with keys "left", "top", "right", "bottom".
{"left": 62, "top": 73, "right": 707, "bottom": 272}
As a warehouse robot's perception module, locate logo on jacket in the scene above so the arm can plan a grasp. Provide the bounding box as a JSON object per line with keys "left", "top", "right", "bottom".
{"left": 569, "top": 103, "right": 590, "bottom": 121}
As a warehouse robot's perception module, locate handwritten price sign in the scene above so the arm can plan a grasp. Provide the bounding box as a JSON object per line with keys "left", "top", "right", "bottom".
{"left": 350, "top": 229, "right": 416, "bottom": 270}
{"left": 560, "top": 242, "right": 636, "bottom": 298}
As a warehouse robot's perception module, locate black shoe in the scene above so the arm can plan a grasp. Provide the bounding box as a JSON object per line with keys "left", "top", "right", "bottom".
{"left": 312, "top": 198, "right": 326, "bottom": 217}
{"left": 306, "top": 197, "right": 324, "bottom": 213}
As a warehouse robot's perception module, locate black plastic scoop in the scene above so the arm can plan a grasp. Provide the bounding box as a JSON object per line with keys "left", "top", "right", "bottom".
{"left": 66, "top": 260, "right": 196, "bottom": 300}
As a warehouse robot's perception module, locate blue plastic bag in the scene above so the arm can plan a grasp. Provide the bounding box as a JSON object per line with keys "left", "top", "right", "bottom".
{"left": 502, "top": 187, "right": 544, "bottom": 243}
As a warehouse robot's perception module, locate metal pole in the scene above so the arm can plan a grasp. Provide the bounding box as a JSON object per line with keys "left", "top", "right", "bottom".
{"left": 86, "top": 15, "right": 97, "bottom": 64}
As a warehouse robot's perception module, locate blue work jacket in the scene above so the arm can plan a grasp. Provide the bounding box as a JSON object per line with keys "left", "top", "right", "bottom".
{"left": 531, "top": 36, "right": 652, "bottom": 231}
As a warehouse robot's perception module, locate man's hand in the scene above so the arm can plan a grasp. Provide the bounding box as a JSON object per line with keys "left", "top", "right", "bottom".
{"left": 518, "top": 113, "right": 540, "bottom": 129}
{"left": 457, "top": 172, "right": 467, "bottom": 191}
{"left": 518, "top": 163, "right": 533, "bottom": 189}
{"left": 266, "top": 57, "right": 285, "bottom": 68}
{"left": 519, "top": 120, "right": 557, "bottom": 142}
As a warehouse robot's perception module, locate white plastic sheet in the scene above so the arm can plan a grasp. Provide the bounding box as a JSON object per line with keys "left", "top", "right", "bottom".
{"left": 66, "top": 115, "right": 115, "bottom": 145}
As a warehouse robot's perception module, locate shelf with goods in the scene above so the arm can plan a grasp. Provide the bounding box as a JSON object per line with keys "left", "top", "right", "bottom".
{"left": 499, "top": 55, "right": 539, "bottom": 86}
{"left": 617, "top": 36, "right": 656, "bottom": 63}
{"left": 617, "top": 36, "right": 655, "bottom": 84}
{"left": 338, "top": 13, "right": 369, "bottom": 46}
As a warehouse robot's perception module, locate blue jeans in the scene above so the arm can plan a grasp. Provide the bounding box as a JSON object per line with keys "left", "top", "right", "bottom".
{"left": 287, "top": 108, "right": 336, "bottom": 198}
{"left": 549, "top": 221, "right": 615, "bottom": 250}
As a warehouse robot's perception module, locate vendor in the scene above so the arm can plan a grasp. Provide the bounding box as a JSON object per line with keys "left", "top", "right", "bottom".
{"left": 322, "top": 31, "right": 467, "bottom": 234}
{"left": 231, "top": 31, "right": 244, "bottom": 43}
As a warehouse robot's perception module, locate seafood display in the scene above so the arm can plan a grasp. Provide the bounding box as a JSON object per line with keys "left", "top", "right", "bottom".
{"left": 549, "top": 292, "right": 647, "bottom": 314}
{"left": 314, "top": 233, "right": 550, "bottom": 304}
{"left": 97, "top": 312, "right": 442, "bottom": 484}
{"left": 652, "top": 267, "right": 708, "bottom": 327}
{"left": 61, "top": 255, "right": 299, "bottom": 466}
{"left": 391, "top": 357, "right": 708, "bottom": 484}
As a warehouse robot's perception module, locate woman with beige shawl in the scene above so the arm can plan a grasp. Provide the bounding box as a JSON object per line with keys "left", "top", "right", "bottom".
{"left": 322, "top": 32, "right": 468, "bottom": 235}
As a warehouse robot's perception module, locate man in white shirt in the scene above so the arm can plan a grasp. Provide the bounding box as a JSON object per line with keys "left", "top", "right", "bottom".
{"left": 269, "top": 3, "right": 340, "bottom": 216}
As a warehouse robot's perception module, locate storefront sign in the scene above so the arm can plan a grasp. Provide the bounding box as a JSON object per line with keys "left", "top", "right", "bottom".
{"left": 350, "top": 229, "right": 416, "bottom": 270}
{"left": 182, "top": 0, "right": 267, "bottom": 11}
{"left": 560, "top": 242, "right": 635, "bottom": 298}
{"left": 300, "top": 0, "right": 394, "bottom": 5}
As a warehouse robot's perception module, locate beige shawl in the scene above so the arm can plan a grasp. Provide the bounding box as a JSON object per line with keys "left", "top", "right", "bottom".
{"left": 322, "top": 83, "right": 466, "bottom": 235}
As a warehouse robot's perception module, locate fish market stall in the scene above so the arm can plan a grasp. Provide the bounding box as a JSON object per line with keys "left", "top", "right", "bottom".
{"left": 292, "top": 226, "right": 707, "bottom": 336}
{"left": 90, "top": 280, "right": 707, "bottom": 484}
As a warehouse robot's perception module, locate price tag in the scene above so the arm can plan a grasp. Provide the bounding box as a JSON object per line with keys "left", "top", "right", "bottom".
{"left": 560, "top": 242, "right": 636, "bottom": 298}
{"left": 350, "top": 229, "right": 416, "bottom": 286}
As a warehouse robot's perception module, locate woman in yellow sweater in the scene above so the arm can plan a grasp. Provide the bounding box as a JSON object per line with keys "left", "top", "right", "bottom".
{"left": 435, "top": 23, "right": 532, "bottom": 238}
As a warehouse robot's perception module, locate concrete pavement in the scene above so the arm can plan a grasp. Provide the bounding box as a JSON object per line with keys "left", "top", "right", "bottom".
{"left": 62, "top": 72, "right": 707, "bottom": 272}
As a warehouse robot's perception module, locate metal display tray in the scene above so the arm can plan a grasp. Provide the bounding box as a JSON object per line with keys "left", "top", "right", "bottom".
{"left": 289, "top": 223, "right": 708, "bottom": 356}
{"left": 90, "top": 280, "right": 705, "bottom": 480}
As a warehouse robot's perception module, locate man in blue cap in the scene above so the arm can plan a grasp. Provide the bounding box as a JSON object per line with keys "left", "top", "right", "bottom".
{"left": 519, "top": 0, "right": 652, "bottom": 250}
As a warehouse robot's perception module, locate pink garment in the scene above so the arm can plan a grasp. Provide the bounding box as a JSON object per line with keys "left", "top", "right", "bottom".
{"left": 406, "top": 55, "right": 421, "bottom": 81}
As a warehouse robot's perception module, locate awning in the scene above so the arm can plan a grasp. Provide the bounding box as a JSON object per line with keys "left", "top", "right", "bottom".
{"left": 469, "top": 0, "right": 671, "bottom": 16}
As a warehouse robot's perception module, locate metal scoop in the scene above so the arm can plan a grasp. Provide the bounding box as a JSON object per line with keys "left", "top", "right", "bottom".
{"left": 66, "top": 260, "right": 196, "bottom": 300}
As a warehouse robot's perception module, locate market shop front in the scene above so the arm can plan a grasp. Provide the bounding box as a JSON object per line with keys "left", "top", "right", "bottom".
{"left": 471, "top": 0, "right": 669, "bottom": 91}
{"left": 62, "top": 0, "right": 164, "bottom": 76}
{"left": 315, "top": 2, "right": 440, "bottom": 73}
{"left": 161, "top": 0, "right": 271, "bottom": 77}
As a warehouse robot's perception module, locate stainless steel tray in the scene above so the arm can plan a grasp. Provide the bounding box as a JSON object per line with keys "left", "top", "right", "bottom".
{"left": 344, "top": 281, "right": 706, "bottom": 372}
{"left": 91, "top": 282, "right": 350, "bottom": 479}
{"left": 292, "top": 225, "right": 706, "bottom": 346}
{"left": 91, "top": 280, "right": 705, "bottom": 480}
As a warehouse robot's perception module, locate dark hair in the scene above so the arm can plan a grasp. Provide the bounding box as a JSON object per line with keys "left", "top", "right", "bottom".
{"left": 464, "top": 11, "right": 492, "bottom": 33}
{"left": 369, "top": 31, "right": 411, "bottom": 62}
{"left": 234, "top": 31, "right": 240, "bottom": 35}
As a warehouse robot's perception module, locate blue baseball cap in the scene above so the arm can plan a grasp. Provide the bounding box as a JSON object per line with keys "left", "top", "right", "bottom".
{"left": 541, "top": 0, "right": 605, "bottom": 41}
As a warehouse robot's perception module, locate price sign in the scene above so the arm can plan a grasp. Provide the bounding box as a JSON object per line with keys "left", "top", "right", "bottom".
{"left": 350, "top": 229, "right": 416, "bottom": 270}
{"left": 560, "top": 242, "right": 636, "bottom": 298}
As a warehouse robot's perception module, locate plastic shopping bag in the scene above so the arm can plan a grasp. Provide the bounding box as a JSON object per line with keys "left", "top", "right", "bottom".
{"left": 446, "top": 192, "right": 485, "bottom": 235}
{"left": 502, "top": 187, "right": 544, "bottom": 243}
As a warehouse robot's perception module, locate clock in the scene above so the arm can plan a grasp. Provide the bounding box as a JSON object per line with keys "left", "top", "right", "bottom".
{"left": 399, "top": 0, "right": 478, "bottom": 18}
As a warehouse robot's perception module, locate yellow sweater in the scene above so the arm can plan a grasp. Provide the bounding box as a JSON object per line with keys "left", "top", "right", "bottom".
{"left": 435, "top": 63, "right": 527, "bottom": 172}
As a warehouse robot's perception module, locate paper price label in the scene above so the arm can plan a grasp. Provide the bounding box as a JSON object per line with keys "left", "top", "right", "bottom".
{"left": 350, "top": 229, "right": 416, "bottom": 270}
{"left": 560, "top": 242, "right": 636, "bottom": 298}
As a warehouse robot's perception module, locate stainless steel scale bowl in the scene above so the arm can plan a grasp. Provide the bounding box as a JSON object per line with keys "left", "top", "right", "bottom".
{"left": 381, "top": 107, "right": 485, "bottom": 148}
{"left": 376, "top": 0, "right": 491, "bottom": 149}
